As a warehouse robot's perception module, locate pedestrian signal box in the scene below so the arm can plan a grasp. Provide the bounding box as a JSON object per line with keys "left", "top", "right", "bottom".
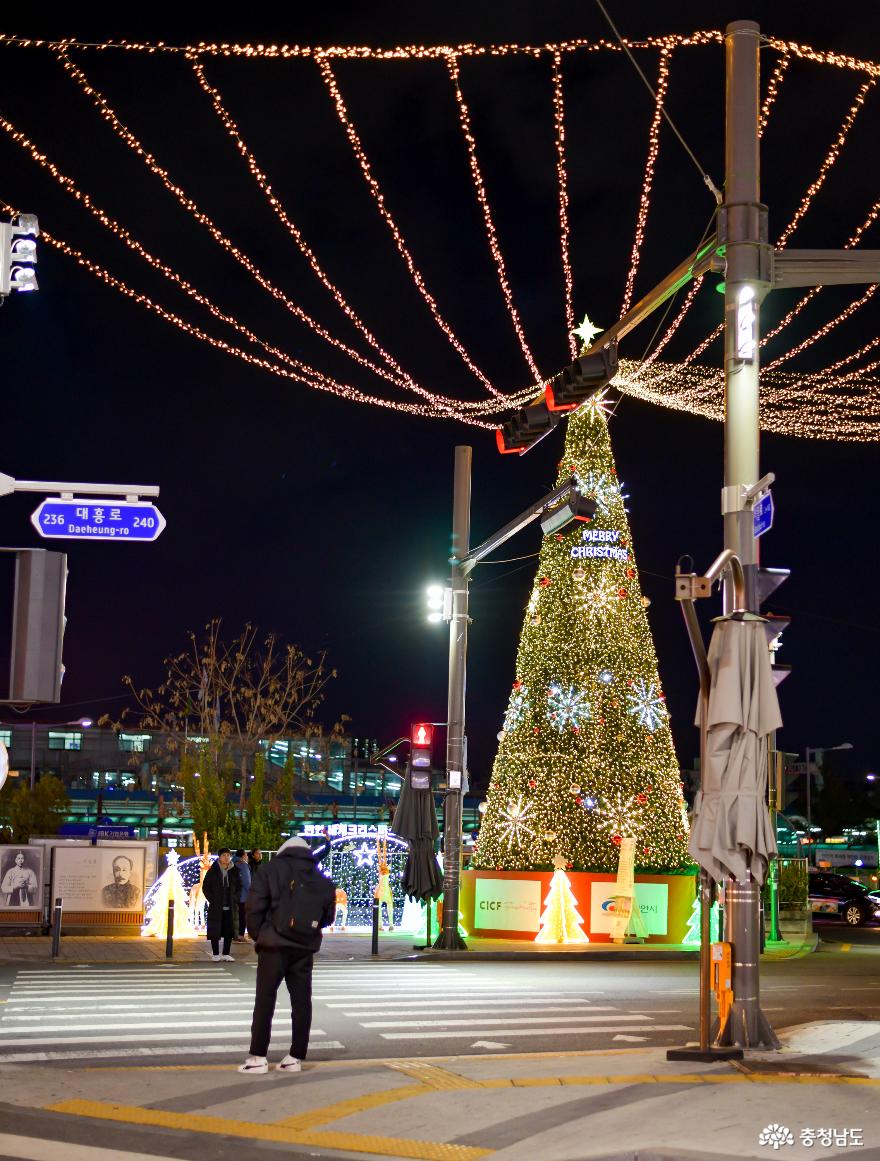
{"left": 411, "top": 723, "right": 434, "bottom": 768}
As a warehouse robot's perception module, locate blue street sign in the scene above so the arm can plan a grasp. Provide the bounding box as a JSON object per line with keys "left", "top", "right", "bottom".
{"left": 753, "top": 491, "right": 774, "bottom": 538}
{"left": 31, "top": 499, "right": 166, "bottom": 542}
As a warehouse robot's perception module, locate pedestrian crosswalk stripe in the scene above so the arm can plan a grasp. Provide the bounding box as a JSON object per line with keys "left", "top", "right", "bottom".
{"left": 362, "top": 1013, "right": 644, "bottom": 1029}
{"left": 328, "top": 997, "right": 598, "bottom": 1009}
{"left": 0, "top": 1042, "right": 346, "bottom": 1064}
{"left": 380, "top": 1024, "right": 692, "bottom": 1040}
{"left": 0, "top": 1029, "right": 327, "bottom": 1047}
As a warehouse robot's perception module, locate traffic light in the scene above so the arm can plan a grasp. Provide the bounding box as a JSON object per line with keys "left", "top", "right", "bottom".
{"left": 9, "top": 550, "right": 67, "bottom": 703}
{"left": 495, "top": 398, "right": 560, "bottom": 455}
{"left": 539, "top": 492, "right": 598, "bottom": 537}
{"left": 757, "top": 566, "right": 791, "bottom": 686}
{"left": 410, "top": 722, "right": 434, "bottom": 769}
{"left": 546, "top": 345, "right": 618, "bottom": 412}
{"left": 0, "top": 214, "right": 40, "bottom": 297}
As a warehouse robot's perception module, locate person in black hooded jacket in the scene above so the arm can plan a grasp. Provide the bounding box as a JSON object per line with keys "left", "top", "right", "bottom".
{"left": 238, "top": 836, "right": 337, "bottom": 1074}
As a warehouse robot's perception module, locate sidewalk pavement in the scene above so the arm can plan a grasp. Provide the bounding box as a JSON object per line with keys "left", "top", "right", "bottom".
{"left": 0, "top": 930, "right": 819, "bottom": 963}
{"left": 0, "top": 1026, "right": 877, "bottom": 1160}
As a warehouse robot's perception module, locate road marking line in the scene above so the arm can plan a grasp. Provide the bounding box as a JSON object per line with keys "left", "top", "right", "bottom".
{"left": 0, "top": 1043, "right": 345, "bottom": 1063}
{"left": 380, "top": 1024, "right": 691, "bottom": 1040}
{"left": 0, "top": 1029, "right": 326, "bottom": 1047}
{"left": 45, "top": 1100, "right": 493, "bottom": 1161}
{"left": 363, "top": 1013, "right": 630, "bottom": 1028}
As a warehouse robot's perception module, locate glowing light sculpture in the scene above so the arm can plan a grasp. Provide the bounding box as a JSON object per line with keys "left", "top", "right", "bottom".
{"left": 534, "top": 855, "right": 589, "bottom": 943}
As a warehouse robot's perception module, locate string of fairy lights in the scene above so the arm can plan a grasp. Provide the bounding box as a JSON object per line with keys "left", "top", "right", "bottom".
{"left": 446, "top": 52, "right": 542, "bottom": 383}
{"left": 618, "top": 48, "right": 669, "bottom": 320}
{"left": 0, "top": 32, "right": 878, "bottom": 436}
{"left": 551, "top": 50, "right": 577, "bottom": 362}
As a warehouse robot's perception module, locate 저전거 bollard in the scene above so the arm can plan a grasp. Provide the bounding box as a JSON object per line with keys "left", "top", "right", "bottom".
{"left": 371, "top": 896, "right": 379, "bottom": 957}
{"left": 165, "top": 898, "right": 175, "bottom": 959}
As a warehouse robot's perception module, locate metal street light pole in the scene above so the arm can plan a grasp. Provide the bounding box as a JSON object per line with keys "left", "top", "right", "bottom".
{"left": 716, "top": 19, "right": 779, "bottom": 1052}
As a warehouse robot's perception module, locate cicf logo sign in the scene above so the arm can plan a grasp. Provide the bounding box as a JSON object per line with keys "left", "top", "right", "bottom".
{"left": 474, "top": 878, "right": 541, "bottom": 932}
{"left": 590, "top": 883, "right": 669, "bottom": 935}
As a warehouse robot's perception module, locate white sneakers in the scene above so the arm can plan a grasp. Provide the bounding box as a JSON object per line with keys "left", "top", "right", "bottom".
{"left": 221, "top": 954, "right": 235, "bottom": 962}
{"left": 211, "top": 954, "right": 221, "bottom": 962}
{"left": 237, "top": 1054, "right": 301, "bottom": 1074}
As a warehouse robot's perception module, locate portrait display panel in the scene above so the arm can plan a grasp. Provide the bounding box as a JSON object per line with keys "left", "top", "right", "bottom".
{"left": 52, "top": 846, "right": 145, "bottom": 912}
{"left": 0, "top": 845, "right": 44, "bottom": 910}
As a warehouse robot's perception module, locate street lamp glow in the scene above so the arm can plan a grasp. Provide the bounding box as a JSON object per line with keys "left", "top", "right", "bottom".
{"left": 426, "top": 585, "right": 444, "bottom": 608}
{"left": 427, "top": 611, "right": 443, "bottom": 623}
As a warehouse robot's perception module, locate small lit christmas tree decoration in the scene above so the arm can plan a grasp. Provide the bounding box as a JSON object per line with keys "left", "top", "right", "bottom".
{"left": 626, "top": 678, "right": 668, "bottom": 731}
{"left": 535, "top": 855, "right": 589, "bottom": 944}
{"left": 476, "top": 402, "right": 690, "bottom": 873}
{"left": 141, "top": 849, "right": 199, "bottom": 940}
{"left": 682, "top": 896, "right": 721, "bottom": 946}
{"left": 579, "top": 574, "right": 620, "bottom": 620}
{"left": 547, "top": 683, "right": 591, "bottom": 730}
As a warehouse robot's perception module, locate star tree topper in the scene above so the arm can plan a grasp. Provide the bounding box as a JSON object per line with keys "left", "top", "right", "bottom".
{"left": 572, "top": 313, "right": 602, "bottom": 350}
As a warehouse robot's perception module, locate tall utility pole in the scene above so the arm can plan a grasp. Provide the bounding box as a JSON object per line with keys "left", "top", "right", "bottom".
{"left": 435, "top": 446, "right": 471, "bottom": 951}
{"left": 716, "top": 18, "right": 779, "bottom": 1052}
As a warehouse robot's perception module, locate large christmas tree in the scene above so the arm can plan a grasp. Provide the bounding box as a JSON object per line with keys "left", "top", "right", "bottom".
{"left": 474, "top": 393, "right": 690, "bottom": 873}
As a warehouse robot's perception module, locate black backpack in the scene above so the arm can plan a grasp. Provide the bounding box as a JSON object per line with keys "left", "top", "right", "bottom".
{"left": 272, "top": 867, "right": 328, "bottom": 945}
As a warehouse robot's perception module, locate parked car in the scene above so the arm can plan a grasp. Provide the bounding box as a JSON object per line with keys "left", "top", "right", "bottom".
{"left": 808, "top": 871, "right": 880, "bottom": 927}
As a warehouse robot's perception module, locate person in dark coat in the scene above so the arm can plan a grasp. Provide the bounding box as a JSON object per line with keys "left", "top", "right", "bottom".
{"left": 202, "top": 848, "right": 242, "bottom": 961}
{"left": 238, "top": 836, "right": 336, "bottom": 1074}
{"left": 233, "top": 850, "right": 251, "bottom": 941}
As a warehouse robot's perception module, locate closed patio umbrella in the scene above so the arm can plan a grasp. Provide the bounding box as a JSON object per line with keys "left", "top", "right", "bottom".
{"left": 391, "top": 771, "right": 443, "bottom": 902}
{"left": 688, "top": 617, "right": 781, "bottom": 885}
{"left": 687, "top": 614, "right": 782, "bottom": 1050}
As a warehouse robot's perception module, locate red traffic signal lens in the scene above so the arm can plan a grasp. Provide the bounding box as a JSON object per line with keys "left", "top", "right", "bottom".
{"left": 411, "top": 723, "right": 433, "bottom": 747}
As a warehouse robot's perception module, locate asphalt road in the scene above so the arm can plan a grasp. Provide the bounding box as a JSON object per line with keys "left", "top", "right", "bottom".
{"left": 0, "top": 934, "right": 877, "bottom": 1067}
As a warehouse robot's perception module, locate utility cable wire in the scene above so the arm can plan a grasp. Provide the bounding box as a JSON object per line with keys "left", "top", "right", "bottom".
{"left": 593, "top": 0, "right": 722, "bottom": 203}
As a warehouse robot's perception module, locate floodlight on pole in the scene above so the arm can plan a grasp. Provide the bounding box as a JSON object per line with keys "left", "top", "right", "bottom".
{"left": 426, "top": 583, "right": 452, "bottom": 623}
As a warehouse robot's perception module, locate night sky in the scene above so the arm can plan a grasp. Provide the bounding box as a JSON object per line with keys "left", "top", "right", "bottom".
{"left": 0, "top": 3, "right": 877, "bottom": 794}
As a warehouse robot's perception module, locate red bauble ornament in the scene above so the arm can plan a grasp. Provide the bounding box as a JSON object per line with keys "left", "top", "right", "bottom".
{"left": 533, "top": 727, "right": 540, "bottom": 734}
{"left": 566, "top": 862, "right": 573, "bottom": 870}
{"left": 646, "top": 784, "right": 653, "bottom": 792}
{"left": 620, "top": 538, "right": 628, "bottom": 548}
{"left": 539, "top": 576, "right": 551, "bottom": 588}
{"left": 618, "top": 588, "right": 628, "bottom": 598}
{"left": 572, "top": 726, "right": 580, "bottom": 733}
{"left": 598, "top": 717, "right": 605, "bottom": 725}
{"left": 611, "top": 834, "right": 622, "bottom": 846}
{"left": 636, "top": 793, "right": 647, "bottom": 805}
{"left": 528, "top": 779, "right": 537, "bottom": 788}
{"left": 555, "top": 534, "right": 565, "bottom": 541}
{"left": 626, "top": 567, "right": 635, "bottom": 579}
{"left": 513, "top": 679, "right": 523, "bottom": 691}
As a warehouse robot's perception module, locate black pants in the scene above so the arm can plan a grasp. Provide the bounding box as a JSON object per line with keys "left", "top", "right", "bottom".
{"left": 210, "top": 908, "right": 234, "bottom": 956}
{"left": 249, "top": 947, "right": 314, "bottom": 1060}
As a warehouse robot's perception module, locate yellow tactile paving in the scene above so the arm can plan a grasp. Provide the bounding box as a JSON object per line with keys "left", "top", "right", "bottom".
{"left": 387, "top": 1060, "right": 482, "bottom": 1090}
{"left": 46, "top": 1099, "right": 494, "bottom": 1160}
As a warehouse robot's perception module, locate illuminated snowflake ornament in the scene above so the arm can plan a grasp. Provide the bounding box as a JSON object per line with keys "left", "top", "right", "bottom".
{"left": 626, "top": 679, "right": 668, "bottom": 730}
{"left": 526, "top": 587, "right": 540, "bottom": 615}
{"left": 581, "top": 387, "right": 613, "bottom": 424}
{"left": 593, "top": 789, "right": 649, "bottom": 840}
{"left": 579, "top": 575, "right": 619, "bottom": 620}
{"left": 547, "top": 684, "right": 591, "bottom": 730}
{"left": 498, "top": 795, "right": 536, "bottom": 850}
{"left": 503, "top": 687, "right": 530, "bottom": 732}
{"left": 574, "top": 470, "right": 626, "bottom": 515}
